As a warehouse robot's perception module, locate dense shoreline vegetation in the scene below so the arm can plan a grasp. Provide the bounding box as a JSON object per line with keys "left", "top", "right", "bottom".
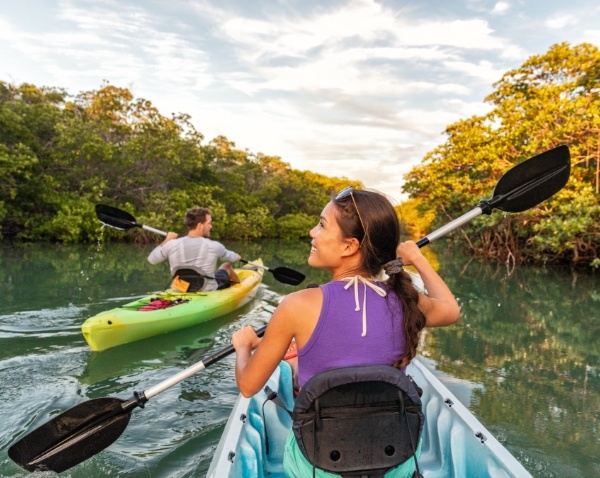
{"left": 401, "top": 43, "right": 600, "bottom": 269}
{"left": 1, "top": 42, "right": 598, "bottom": 268}
{"left": 0, "top": 80, "right": 360, "bottom": 244}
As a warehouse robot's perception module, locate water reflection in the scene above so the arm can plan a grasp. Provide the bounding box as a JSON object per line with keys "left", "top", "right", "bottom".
{"left": 0, "top": 241, "right": 597, "bottom": 477}
{"left": 423, "top": 249, "right": 599, "bottom": 477}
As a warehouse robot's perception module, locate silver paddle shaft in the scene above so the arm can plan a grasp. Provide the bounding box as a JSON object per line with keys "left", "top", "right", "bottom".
{"left": 141, "top": 325, "right": 267, "bottom": 400}
{"left": 144, "top": 362, "right": 207, "bottom": 399}
{"left": 417, "top": 207, "right": 483, "bottom": 248}
{"left": 143, "top": 225, "right": 167, "bottom": 236}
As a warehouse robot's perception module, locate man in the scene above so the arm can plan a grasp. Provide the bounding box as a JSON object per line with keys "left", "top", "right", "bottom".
{"left": 147, "top": 207, "right": 241, "bottom": 291}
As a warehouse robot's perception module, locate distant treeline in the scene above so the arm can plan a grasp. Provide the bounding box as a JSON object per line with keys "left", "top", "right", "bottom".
{"left": 1, "top": 42, "right": 598, "bottom": 268}
{"left": 0, "top": 81, "right": 360, "bottom": 243}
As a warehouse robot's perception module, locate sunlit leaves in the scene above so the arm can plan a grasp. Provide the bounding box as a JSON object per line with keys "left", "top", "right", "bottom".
{"left": 402, "top": 43, "right": 600, "bottom": 268}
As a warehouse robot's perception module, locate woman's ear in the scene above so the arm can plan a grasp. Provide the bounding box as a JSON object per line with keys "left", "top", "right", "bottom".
{"left": 341, "top": 237, "right": 361, "bottom": 257}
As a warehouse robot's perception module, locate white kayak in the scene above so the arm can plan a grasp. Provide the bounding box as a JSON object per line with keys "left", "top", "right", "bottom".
{"left": 207, "top": 359, "right": 532, "bottom": 478}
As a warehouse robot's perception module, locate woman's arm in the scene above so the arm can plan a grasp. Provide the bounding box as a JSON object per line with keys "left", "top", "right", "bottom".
{"left": 396, "top": 241, "right": 460, "bottom": 327}
{"left": 232, "top": 294, "right": 297, "bottom": 397}
{"left": 232, "top": 287, "right": 322, "bottom": 397}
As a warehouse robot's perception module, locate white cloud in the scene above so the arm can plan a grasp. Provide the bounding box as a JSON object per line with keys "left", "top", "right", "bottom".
{"left": 492, "top": 2, "right": 511, "bottom": 15}
{"left": 581, "top": 28, "right": 600, "bottom": 45}
{"left": 545, "top": 13, "right": 578, "bottom": 29}
{"left": 442, "top": 59, "right": 504, "bottom": 84}
{"left": 2, "top": 0, "right": 598, "bottom": 199}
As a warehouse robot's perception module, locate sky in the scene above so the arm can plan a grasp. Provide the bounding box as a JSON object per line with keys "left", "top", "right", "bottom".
{"left": 2, "top": 0, "right": 600, "bottom": 201}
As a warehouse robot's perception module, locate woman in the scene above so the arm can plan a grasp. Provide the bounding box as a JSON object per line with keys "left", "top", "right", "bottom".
{"left": 232, "top": 188, "right": 460, "bottom": 477}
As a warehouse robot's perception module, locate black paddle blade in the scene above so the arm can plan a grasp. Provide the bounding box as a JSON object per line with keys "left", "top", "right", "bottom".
{"left": 95, "top": 204, "right": 139, "bottom": 230}
{"left": 271, "top": 266, "right": 306, "bottom": 285}
{"left": 9, "top": 397, "right": 132, "bottom": 473}
{"left": 489, "top": 145, "right": 570, "bottom": 213}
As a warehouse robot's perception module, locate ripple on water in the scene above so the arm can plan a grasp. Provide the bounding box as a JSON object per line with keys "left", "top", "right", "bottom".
{"left": 2, "top": 285, "right": 285, "bottom": 477}
{"left": 1, "top": 378, "right": 84, "bottom": 460}
{"left": 510, "top": 447, "right": 587, "bottom": 478}
{"left": 0, "top": 304, "right": 88, "bottom": 338}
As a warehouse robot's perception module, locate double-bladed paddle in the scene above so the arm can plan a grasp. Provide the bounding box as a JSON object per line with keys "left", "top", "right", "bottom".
{"left": 8, "top": 326, "right": 267, "bottom": 473}
{"left": 416, "top": 144, "right": 570, "bottom": 247}
{"left": 95, "top": 204, "right": 306, "bottom": 286}
{"left": 9, "top": 145, "right": 570, "bottom": 473}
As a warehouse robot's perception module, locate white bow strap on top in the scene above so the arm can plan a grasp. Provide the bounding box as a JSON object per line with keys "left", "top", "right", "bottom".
{"left": 342, "top": 275, "right": 387, "bottom": 337}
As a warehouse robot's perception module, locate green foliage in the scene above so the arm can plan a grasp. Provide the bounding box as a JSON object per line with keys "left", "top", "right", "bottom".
{"left": 275, "top": 213, "right": 317, "bottom": 240}
{"left": 222, "top": 207, "right": 276, "bottom": 241}
{"left": 402, "top": 42, "right": 600, "bottom": 268}
{"left": 0, "top": 80, "right": 359, "bottom": 244}
{"left": 28, "top": 196, "right": 99, "bottom": 243}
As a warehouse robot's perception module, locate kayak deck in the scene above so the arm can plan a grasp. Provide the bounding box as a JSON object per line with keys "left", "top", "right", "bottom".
{"left": 207, "top": 359, "right": 532, "bottom": 478}
{"left": 82, "top": 260, "right": 264, "bottom": 352}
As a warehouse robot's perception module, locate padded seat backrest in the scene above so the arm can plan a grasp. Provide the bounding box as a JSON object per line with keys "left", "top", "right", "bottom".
{"left": 173, "top": 268, "right": 205, "bottom": 292}
{"left": 292, "top": 365, "right": 423, "bottom": 478}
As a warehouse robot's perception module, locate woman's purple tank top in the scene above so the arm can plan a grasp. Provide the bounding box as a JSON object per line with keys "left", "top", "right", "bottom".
{"left": 297, "top": 280, "right": 406, "bottom": 388}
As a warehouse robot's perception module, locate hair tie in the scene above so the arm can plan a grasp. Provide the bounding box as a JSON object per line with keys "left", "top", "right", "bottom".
{"left": 383, "top": 258, "right": 404, "bottom": 275}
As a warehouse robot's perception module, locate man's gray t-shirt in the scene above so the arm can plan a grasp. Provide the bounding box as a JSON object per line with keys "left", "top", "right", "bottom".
{"left": 147, "top": 236, "right": 238, "bottom": 291}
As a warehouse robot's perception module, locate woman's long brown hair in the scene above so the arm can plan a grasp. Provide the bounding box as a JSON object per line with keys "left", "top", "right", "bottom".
{"left": 332, "top": 189, "right": 426, "bottom": 368}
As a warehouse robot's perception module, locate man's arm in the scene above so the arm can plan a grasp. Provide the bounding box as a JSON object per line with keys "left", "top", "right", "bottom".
{"left": 147, "top": 232, "right": 178, "bottom": 264}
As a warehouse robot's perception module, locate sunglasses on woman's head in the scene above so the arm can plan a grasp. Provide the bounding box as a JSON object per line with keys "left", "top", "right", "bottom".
{"left": 335, "top": 187, "right": 366, "bottom": 245}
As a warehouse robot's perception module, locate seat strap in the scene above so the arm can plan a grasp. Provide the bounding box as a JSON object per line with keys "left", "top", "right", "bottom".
{"left": 172, "top": 271, "right": 217, "bottom": 281}
{"left": 262, "top": 385, "right": 293, "bottom": 456}
{"left": 263, "top": 385, "right": 293, "bottom": 418}
{"left": 400, "top": 390, "right": 423, "bottom": 478}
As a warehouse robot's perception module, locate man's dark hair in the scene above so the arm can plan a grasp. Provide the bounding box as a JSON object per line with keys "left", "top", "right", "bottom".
{"left": 184, "top": 207, "right": 211, "bottom": 230}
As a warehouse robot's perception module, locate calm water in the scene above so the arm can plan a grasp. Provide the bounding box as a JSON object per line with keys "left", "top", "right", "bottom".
{"left": 0, "top": 240, "right": 597, "bottom": 477}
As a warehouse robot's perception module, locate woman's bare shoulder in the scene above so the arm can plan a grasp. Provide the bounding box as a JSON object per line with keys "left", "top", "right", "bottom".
{"left": 273, "top": 286, "right": 323, "bottom": 343}
{"left": 279, "top": 285, "right": 323, "bottom": 309}
{"left": 281, "top": 287, "right": 323, "bottom": 304}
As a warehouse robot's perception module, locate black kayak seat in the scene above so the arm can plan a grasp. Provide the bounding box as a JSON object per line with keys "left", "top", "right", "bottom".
{"left": 172, "top": 268, "right": 205, "bottom": 292}
{"left": 292, "top": 364, "right": 424, "bottom": 478}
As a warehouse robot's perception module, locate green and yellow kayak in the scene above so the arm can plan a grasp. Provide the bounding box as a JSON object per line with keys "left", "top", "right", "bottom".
{"left": 82, "top": 260, "right": 264, "bottom": 351}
